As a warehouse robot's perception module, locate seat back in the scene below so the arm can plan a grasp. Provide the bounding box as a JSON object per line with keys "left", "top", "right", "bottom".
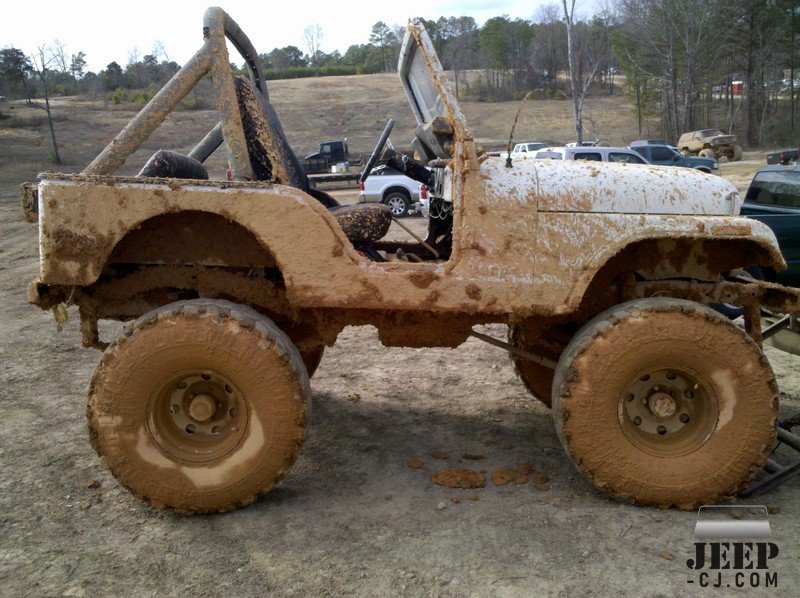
{"left": 233, "top": 77, "right": 309, "bottom": 189}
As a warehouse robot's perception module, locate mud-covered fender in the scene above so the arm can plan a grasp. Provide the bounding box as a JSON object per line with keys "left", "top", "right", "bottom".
{"left": 35, "top": 175, "right": 370, "bottom": 303}
{"left": 536, "top": 213, "right": 787, "bottom": 313}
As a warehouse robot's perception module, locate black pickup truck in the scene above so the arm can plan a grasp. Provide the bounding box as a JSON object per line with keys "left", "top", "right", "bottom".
{"left": 742, "top": 165, "right": 800, "bottom": 287}
{"left": 303, "top": 139, "right": 351, "bottom": 174}
{"left": 766, "top": 147, "right": 799, "bottom": 165}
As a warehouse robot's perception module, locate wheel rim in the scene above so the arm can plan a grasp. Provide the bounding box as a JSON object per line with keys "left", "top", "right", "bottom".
{"left": 148, "top": 369, "right": 249, "bottom": 464}
{"left": 386, "top": 196, "right": 406, "bottom": 215}
{"left": 618, "top": 366, "right": 719, "bottom": 457}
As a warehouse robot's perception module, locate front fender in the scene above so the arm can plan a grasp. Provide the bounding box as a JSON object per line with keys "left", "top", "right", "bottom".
{"left": 535, "top": 212, "right": 787, "bottom": 313}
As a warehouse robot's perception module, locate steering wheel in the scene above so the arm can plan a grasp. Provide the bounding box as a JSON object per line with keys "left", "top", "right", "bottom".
{"left": 360, "top": 119, "right": 395, "bottom": 184}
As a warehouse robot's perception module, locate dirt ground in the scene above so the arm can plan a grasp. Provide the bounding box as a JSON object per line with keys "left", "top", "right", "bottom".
{"left": 1, "top": 86, "right": 799, "bottom": 594}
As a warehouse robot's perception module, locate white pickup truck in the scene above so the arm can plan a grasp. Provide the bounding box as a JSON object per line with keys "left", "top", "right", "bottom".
{"left": 357, "top": 165, "right": 421, "bottom": 217}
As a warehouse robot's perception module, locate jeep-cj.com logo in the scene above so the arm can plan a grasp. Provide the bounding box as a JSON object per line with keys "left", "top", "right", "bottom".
{"left": 686, "top": 505, "right": 779, "bottom": 589}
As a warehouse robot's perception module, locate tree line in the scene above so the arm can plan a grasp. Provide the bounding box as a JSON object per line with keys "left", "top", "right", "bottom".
{"left": 2, "top": 2, "right": 799, "bottom": 147}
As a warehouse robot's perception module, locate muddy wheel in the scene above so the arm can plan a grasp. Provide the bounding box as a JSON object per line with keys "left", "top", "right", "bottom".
{"left": 87, "top": 299, "right": 310, "bottom": 513}
{"left": 731, "top": 144, "right": 743, "bottom": 161}
{"left": 552, "top": 298, "right": 777, "bottom": 509}
{"left": 699, "top": 148, "right": 716, "bottom": 159}
{"left": 508, "top": 325, "right": 559, "bottom": 408}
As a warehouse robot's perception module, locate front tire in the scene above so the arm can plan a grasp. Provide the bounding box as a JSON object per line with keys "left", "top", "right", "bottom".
{"left": 383, "top": 191, "right": 409, "bottom": 217}
{"left": 552, "top": 298, "right": 777, "bottom": 509}
{"left": 699, "top": 148, "right": 716, "bottom": 159}
{"left": 87, "top": 299, "right": 310, "bottom": 513}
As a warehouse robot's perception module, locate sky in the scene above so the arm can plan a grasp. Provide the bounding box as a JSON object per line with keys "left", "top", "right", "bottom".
{"left": 1, "top": 0, "right": 598, "bottom": 72}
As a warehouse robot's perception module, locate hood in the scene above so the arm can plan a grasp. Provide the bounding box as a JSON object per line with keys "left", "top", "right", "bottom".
{"left": 481, "top": 158, "right": 741, "bottom": 215}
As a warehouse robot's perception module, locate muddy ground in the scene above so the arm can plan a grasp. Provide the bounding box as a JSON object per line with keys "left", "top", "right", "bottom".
{"left": 1, "top": 170, "right": 799, "bottom": 596}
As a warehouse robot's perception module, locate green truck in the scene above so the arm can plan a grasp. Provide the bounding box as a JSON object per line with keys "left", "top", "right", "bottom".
{"left": 742, "top": 165, "right": 800, "bottom": 288}
{"left": 630, "top": 143, "right": 719, "bottom": 173}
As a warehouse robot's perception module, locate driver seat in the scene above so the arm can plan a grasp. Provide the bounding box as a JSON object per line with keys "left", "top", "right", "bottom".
{"left": 234, "top": 77, "right": 392, "bottom": 248}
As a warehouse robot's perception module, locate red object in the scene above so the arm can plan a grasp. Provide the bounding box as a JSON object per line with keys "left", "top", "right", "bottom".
{"left": 732, "top": 81, "right": 743, "bottom": 95}
{"left": 226, "top": 168, "right": 233, "bottom": 181}
{"left": 358, "top": 181, "right": 364, "bottom": 191}
{"left": 419, "top": 184, "right": 428, "bottom": 199}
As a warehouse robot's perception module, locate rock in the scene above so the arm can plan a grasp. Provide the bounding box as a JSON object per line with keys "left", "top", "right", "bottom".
{"left": 660, "top": 550, "right": 673, "bottom": 560}
{"left": 450, "top": 496, "right": 461, "bottom": 504}
{"left": 468, "top": 494, "right": 480, "bottom": 501}
{"left": 431, "top": 450, "right": 448, "bottom": 459}
{"left": 462, "top": 453, "right": 486, "bottom": 461}
{"left": 407, "top": 458, "right": 424, "bottom": 469}
{"left": 346, "top": 393, "right": 361, "bottom": 402}
{"left": 581, "top": 550, "right": 590, "bottom": 558}
{"left": 85, "top": 480, "right": 100, "bottom": 489}
{"left": 437, "top": 501, "right": 447, "bottom": 510}
{"left": 431, "top": 469, "right": 486, "bottom": 489}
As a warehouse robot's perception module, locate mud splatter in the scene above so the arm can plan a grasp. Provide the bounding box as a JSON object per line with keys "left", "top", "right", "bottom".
{"left": 431, "top": 469, "right": 485, "bottom": 489}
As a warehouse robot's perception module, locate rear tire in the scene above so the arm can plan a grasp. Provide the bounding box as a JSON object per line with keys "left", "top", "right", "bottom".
{"left": 731, "top": 144, "right": 743, "bottom": 161}
{"left": 383, "top": 191, "right": 409, "bottom": 218}
{"left": 87, "top": 299, "right": 310, "bottom": 513}
{"left": 699, "top": 148, "right": 716, "bottom": 159}
{"left": 552, "top": 298, "right": 777, "bottom": 509}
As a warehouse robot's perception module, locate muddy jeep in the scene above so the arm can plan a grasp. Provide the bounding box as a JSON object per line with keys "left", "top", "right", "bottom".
{"left": 23, "top": 9, "right": 800, "bottom": 512}
{"left": 678, "top": 129, "right": 743, "bottom": 161}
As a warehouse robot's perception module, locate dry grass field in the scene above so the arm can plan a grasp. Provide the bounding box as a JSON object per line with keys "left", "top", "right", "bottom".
{"left": 0, "top": 73, "right": 798, "bottom": 596}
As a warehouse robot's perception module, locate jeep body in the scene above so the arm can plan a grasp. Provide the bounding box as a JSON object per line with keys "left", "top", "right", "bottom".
{"left": 22, "top": 9, "right": 800, "bottom": 513}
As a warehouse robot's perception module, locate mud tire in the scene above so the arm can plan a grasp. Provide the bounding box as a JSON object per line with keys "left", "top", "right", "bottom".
{"left": 699, "top": 148, "right": 716, "bottom": 159}
{"left": 87, "top": 299, "right": 310, "bottom": 513}
{"left": 552, "top": 298, "right": 777, "bottom": 509}
{"left": 731, "top": 144, "right": 743, "bottom": 161}
{"left": 508, "top": 325, "right": 559, "bottom": 408}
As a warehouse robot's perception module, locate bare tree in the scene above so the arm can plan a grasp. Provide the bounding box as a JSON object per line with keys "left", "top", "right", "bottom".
{"left": 29, "top": 45, "right": 62, "bottom": 164}
{"left": 152, "top": 40, "right": 170, "bottom": 62}
{"left": 302, "top": 24, "right": 324, "bottom": 72}
{"left": 562, "top": 0, "right": 601, "bottom": 144}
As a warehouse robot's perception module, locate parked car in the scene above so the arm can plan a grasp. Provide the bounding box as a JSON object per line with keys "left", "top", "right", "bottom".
{"left": 741, "top": 165, "right": 800, "bottom": 287}
{"left": 631, "top": 144, "right": 718, "bottom": 173}
{"left": 498, "top": 142, "right": 548, "bottom": 160}
{"left": 533, "top": 146, "right": 649, "bottom": 164}
{"left": 766, "top": 148, "right": 799, "bottom": 165}
{"left": 677, "top": 129, "right": 743, "bottom": 161}
{"left": 629, "top": 139, "right": 680, "bottom": 152}
{"left": 357, "top": 165, "right": 421, "bottom": 217}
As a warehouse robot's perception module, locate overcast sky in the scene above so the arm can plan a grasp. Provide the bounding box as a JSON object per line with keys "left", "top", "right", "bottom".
{"left": 2, "top": 0, "right": 598, "bottom": 72}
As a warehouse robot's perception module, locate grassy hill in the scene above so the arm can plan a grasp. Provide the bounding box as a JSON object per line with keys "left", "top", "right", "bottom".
{"left": 0, "top": 70, "right": 647, "bottom": 186}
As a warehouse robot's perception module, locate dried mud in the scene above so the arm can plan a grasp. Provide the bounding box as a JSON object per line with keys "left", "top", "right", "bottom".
{"left": 431, "top": 468, "right": 486, "bottom": 489}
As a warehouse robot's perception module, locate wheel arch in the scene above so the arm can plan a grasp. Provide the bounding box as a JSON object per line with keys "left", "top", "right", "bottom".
{"left": 105, "top": 209, "right": 281, "bottom": 270}
{"left": 382, "top": 185, "right": 412, "bottom": 201}
{"left": 570, "top": 234, "right": 787, "bottom": 312}
{"left": 38, "top": 178, "right": 366, "bottom": 293}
